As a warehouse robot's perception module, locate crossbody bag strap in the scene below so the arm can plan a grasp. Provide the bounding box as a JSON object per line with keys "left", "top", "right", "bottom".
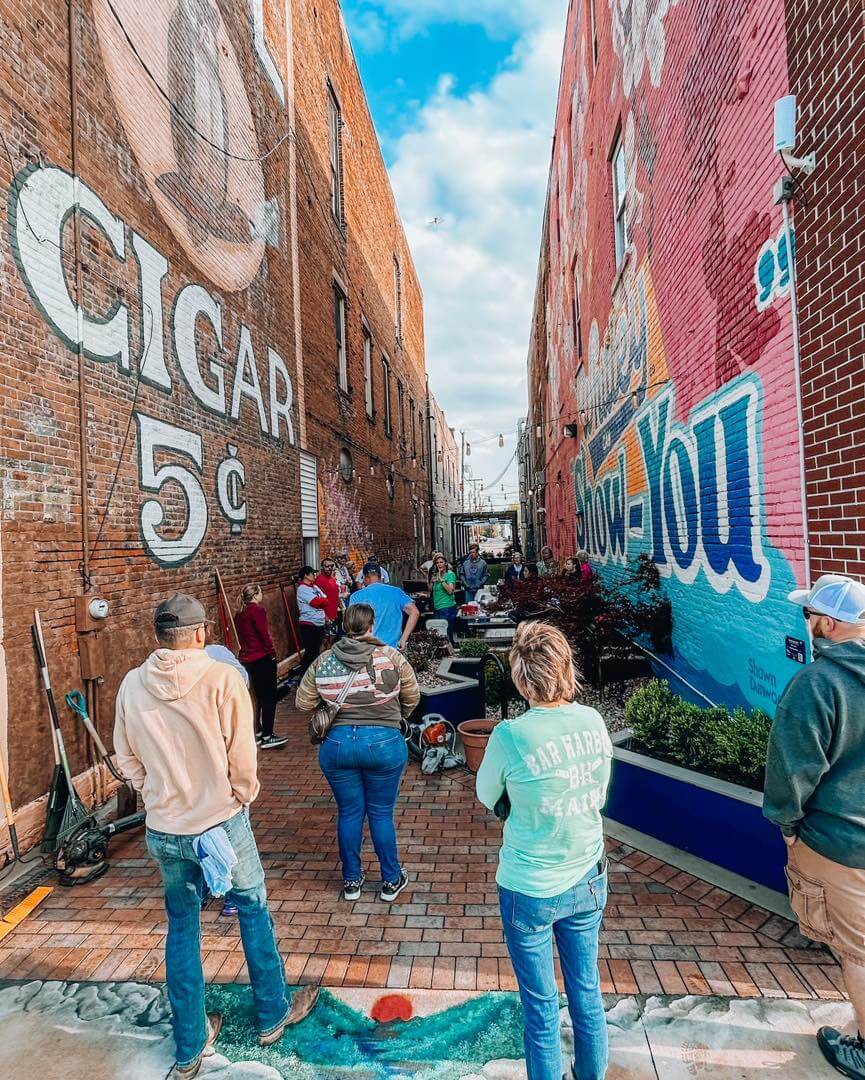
{"left": 333, "top": 669, "right": 359, "bottom": 710}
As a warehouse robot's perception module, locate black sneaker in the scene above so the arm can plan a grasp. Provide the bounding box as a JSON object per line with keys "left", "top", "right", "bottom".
{"left": 343, "top": 877, "right": 364, "bottom": 901}
{"left": 260, "top": 734, "right": 288, "bottom": 750}
{"left": 380, "top": 869, "right": 409, "bottom": 903}
{"left": 818, "top": 1027, "right": 865, "bottom": 1078}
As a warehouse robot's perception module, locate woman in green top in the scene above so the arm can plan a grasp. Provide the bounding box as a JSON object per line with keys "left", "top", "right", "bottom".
{"left": 430, "top": 552, "right": 458, "bottom": 642}
{"left": 477, "top": 621, "right": 612, "bottom": 1080}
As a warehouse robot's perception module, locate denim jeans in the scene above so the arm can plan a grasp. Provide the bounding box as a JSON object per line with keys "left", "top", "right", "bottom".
{"left": 499, "top": 860, "right": 608, "bottom": 1080}
{"left": 434, "top": 606, "right": 457, "bottom": 642}
{"left": 319, "top": 725, "right": 408, "bottom": 882}
{"left": 146, "top": 809, "right": 289, "bottom": 1066}
{"left": 465, "top": 588, "right": 478, "bottom": 603}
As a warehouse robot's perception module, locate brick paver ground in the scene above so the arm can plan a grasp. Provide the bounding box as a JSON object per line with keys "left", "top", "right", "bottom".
{"left": 0, "top": 699, "right": 847, "bottom": 1002}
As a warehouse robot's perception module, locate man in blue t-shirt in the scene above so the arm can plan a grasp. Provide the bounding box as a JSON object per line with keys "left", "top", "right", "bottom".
{"left": 348, "top": 563, "right": 420, "bottom": 649}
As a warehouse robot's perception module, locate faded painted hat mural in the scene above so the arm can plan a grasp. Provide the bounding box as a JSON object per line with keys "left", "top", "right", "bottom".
{"left": 92, "top": 0, "right": 272, "bottom": 291}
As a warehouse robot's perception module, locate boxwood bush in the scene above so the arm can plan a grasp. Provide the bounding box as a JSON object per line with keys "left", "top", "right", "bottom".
{"left": 624, "top": 680, "right": 772, "bottom": 789}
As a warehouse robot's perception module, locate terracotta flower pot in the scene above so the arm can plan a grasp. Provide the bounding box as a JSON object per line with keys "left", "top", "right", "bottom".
{"left": 458, "top": 718, "right": 500, "bottom": 773}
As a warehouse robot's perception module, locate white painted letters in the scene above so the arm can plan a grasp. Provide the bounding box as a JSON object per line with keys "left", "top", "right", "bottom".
{"left": 172, "top": 284, "right": 226, "bottom": 416}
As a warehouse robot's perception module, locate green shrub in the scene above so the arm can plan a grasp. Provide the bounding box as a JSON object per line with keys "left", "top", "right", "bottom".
{"left": 625, "top": 679, "right": 771, "bottom": 788}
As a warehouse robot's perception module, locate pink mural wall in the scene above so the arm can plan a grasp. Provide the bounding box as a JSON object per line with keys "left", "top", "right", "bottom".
{"left": 538, "top": 0, "right": 807, "bottom": 709}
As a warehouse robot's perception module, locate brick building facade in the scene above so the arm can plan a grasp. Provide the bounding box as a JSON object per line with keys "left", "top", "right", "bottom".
{"left": 429, "top": 393, "right": 461, "bottom": 561}
{"left": 0, "top": 0, "right": 441, "bottom": 843}
{"left": 524, "top": 0, "right": 863, "bottom": 711}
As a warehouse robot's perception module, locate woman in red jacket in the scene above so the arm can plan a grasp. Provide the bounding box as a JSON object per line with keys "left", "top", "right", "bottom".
{"left": 235, "top": 584, "right": 287, "bottom": 750}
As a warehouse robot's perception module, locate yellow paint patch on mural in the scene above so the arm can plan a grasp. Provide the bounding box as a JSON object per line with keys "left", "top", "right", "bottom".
{"left": 0, "top": 885, "right": 53, "bottom": 941}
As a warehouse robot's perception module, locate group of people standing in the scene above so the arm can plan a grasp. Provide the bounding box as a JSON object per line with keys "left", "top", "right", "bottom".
{"left": 109, "top": 540, "right": 865, "bottom": 1080}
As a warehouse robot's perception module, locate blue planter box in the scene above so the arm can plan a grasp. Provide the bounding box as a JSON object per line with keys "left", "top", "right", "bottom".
{"left": 409, "top": 656, "right": 486, "bottom": 729}
{"left": 607, "top": 731, "right": 788, "bottom": 894}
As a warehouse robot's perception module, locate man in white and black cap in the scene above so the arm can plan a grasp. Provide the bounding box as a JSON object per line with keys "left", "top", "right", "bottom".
{"left": 764, "top": 574, "right": 865, "bottom": 1078}
{"left": 114, "top": 593, "right": 317, "bottom": 1077}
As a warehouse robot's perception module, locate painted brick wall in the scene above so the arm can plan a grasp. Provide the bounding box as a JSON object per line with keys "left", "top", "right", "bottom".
{"left": 784, "top": 0, "right": 865, "bottom": 579}
{"left": 0, "top": 0, "right": 432, "bottom": 820}
{"left": 528, "top": 0, "right": 810, "bottom": 711}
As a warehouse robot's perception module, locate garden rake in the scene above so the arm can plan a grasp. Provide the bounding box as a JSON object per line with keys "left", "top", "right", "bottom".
{"left": 33, "top": 609, "right": 92, "bottom": 846}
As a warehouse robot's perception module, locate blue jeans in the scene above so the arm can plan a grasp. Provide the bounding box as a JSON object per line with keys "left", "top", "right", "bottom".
{"left": 435, "top": 606, "right": 457, "bottom": 642}
{"left": 499, "top": 860, "right": 608, "bottom": 1080}
{"left": 465, "top": 588, "right": 478, "bottom": 603}
{"left": 319, "top": 725, "right": 408, "bottom": 882}
{"left": 146, "top": 809, "right": 289, "bottom": 1066}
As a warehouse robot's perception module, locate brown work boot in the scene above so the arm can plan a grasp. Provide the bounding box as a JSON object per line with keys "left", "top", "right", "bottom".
{"left": 258, "top": 986, "right": 320, "bottom": 1046}
{"left": 173, "top": 1012, "right": 223, "bottom": 1078}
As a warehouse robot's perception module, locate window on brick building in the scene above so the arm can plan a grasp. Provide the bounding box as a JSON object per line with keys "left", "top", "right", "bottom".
{"left": 393, "top": 255, "right": 403, "bottom": 343}
{"left": 328, "top": 83, "right": 345, "bottom": 226}
{"left": 382, "top": 355, "right": 392, "bottom": 437}
{"left": 419, "top": 408, "right": 426, "bottom": 468}
{"left": 409, "top": 396, "right": 417, "bottom": 459}
{"left": 572, "top": 261, "right": 583, "bottom": 361}
{"left": 362, "top": 324, "right": 374, "bottom": 418}
{"left": 334, "top": 282, "right": 348, "bottom": 392}
{"left": 397, "top": 379, "right": 406, "bottom": 445}
{"left": 611, "top": 133, "right": 628, "bottom": 268}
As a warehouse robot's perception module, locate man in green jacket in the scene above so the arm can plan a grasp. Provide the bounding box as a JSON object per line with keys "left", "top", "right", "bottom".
{"left": 764, "top": 574, "right": 865, "bottom": 1079}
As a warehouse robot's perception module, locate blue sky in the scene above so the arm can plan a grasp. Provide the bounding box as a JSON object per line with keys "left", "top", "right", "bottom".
{"left": 341, "top": 1, "right": 569, "bottom": 509}
{"left": 343, "top": 8, "right": 519, "bottom": 158}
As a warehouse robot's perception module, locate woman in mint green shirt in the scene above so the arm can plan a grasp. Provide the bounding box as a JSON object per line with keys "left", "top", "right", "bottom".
{"left": 476, "top": 621, "right": 612, "bottom": 1080}
{"left": 430, "top": 553, "right": 458, "bottom": 642}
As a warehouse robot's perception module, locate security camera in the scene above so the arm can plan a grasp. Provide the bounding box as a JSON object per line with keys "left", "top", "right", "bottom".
{"left": 774, "top": 96, "right": 816, "bottom": 175}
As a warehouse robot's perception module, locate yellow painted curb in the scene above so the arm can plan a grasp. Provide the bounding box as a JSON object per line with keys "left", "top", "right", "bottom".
{"left": 0, "top": 885, "right": 53, "bottom": 942}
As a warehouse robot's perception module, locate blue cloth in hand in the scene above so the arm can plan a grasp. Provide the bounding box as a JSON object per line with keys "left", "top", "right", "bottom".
{"left": 193, "top": 824, "right": 238, "bottom": 897}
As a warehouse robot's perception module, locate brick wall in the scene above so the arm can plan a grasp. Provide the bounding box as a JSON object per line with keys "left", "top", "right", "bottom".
{"left": 528, "top": 0, "right": 811, "bottom": 711}
{"left": 292, "top": 0, "right": 430, "bottom": 581}
{"left": 784, "top": 0, "right": 865, "bottom": 578}
{"left": 0, "top": 0, "right": 434, "bottom": 821}
{"left": 429, "top": 394, "right": 461, "bottom": 560}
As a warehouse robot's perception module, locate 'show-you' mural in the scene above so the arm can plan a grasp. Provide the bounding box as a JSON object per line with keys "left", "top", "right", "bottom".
{"left": 531, "top": 0, "right": 806, "bottom": 711}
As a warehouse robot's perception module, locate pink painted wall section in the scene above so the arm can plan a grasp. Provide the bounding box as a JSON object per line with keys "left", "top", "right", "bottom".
{"left": 538, "top": 0, "right": 806, "bottom": 710}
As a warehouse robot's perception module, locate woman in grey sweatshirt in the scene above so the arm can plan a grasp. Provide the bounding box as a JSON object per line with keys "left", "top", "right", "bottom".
{"left": 297, "top": 603, "right": 420, "bottom": 903}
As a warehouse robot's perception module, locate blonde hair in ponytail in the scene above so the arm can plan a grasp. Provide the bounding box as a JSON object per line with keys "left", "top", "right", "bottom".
{"left": 239, "top": 583, "right": 262, "bottom": 609}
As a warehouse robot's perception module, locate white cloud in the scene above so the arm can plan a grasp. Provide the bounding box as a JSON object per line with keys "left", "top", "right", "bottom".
{"left": 386, "top": 7, "right": 568, "bottom": 500}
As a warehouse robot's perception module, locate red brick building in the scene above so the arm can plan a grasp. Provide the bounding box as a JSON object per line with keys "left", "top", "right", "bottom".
{"left": 524, "top": 0, "right": 864, "bottom": 711}
{"left": 0, "top": 0, "right": 438, "bottom": 845}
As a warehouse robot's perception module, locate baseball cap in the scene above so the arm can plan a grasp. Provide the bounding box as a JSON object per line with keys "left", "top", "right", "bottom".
{"left": 362, "top": 561, "right": 382, "bottom": 576}
{"left": 154, "top": 593, "right": 207, "bottom": 630}
{"left": 788, "top": 574, "right": 865, "bottom": 625}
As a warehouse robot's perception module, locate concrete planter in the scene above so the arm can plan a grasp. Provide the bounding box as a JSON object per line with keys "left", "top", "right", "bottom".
{"left": 606, "top": 730, "right": 788, "bottom": 893}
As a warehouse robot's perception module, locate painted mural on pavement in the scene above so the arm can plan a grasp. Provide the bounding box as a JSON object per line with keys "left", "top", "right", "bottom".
{"left": 544, "top": 0, "right": 806, "bottom": 712}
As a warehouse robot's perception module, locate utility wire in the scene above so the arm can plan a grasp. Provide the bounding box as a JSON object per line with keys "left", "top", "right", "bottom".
{"left": 103, "top": 0, "right": 290, "bottom": 164}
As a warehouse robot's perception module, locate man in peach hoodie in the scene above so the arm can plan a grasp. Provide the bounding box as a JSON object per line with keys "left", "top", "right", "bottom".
{"left": 114, "top": 594, "right": 317, "bottom": 1078}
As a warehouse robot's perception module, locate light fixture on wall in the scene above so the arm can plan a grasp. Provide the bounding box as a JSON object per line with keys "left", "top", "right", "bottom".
{"left": 498, "top": 434, "right": 504, "bottom": 448}
{"left": 579, "top": 409, "right": 588, "bottom": 426}
{"left": 369, "top": 464, "right": 376, "bottom": 476}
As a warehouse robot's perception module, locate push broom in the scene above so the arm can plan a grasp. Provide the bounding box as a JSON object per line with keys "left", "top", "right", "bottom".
{"left": 33, "top": 609, "right": 91, "bottom": 846}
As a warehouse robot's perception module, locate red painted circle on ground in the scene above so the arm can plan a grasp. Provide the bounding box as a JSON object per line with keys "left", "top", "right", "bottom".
{"left": 371, "top": 994, "right": 414, "bottom": 1023}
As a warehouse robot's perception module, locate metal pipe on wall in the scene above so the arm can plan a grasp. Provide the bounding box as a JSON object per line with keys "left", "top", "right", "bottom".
{"left": 68, "top": 0, "right": 91, "bottom": 591}
{"left": 782, "top": 193, "right": 812, "bottom": 591}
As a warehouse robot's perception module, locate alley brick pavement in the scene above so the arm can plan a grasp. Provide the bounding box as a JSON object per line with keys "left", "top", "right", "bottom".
{"left": 0, "top": 699, "right": 847, "bottom": 1002}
